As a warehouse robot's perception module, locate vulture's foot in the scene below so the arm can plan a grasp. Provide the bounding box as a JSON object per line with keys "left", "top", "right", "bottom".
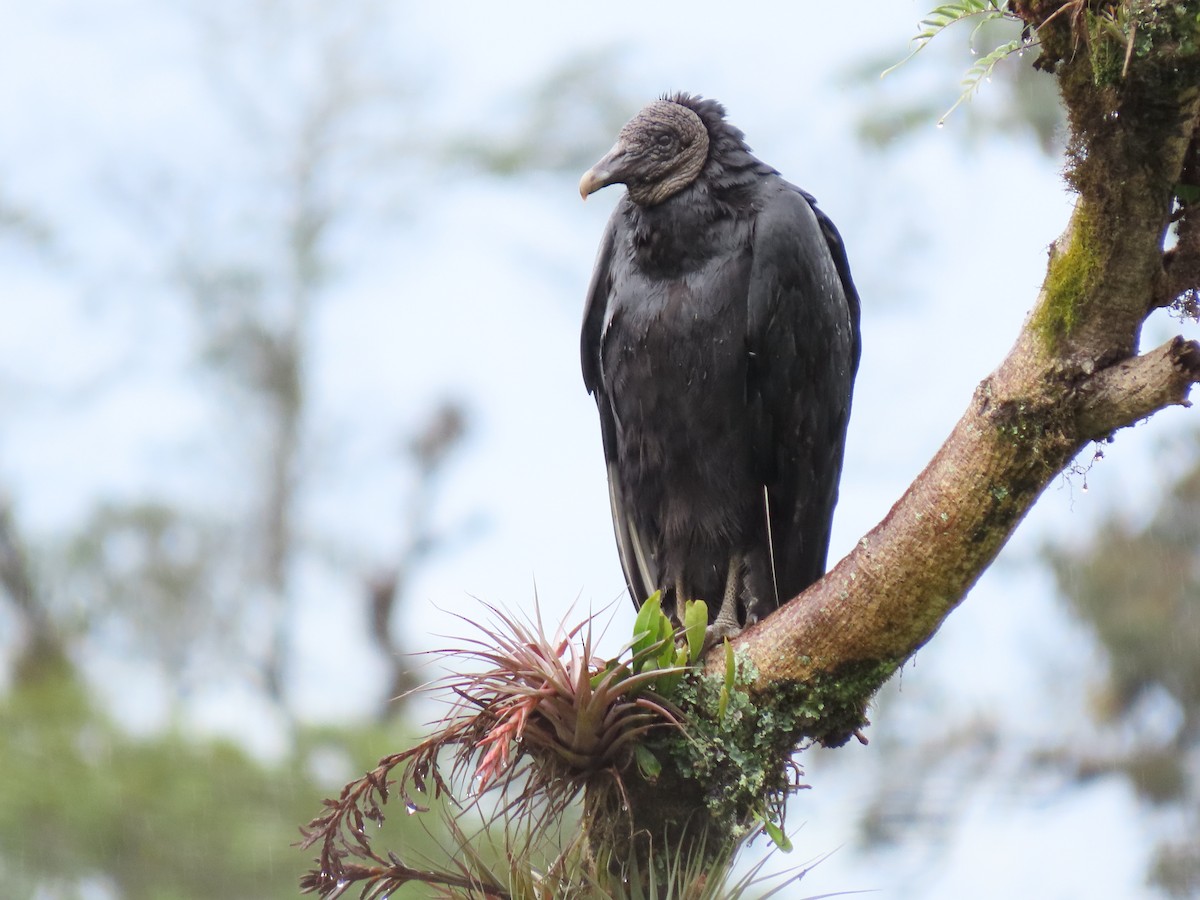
{"left": 704, "top": 617, "right": 742, "bottom": 649}
{"left": 704, "top": 557, "right": 745, "bottom": 648}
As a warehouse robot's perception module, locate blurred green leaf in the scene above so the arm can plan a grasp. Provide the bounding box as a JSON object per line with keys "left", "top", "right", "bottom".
{"left": 0, "top": 663, "right": 438, "bottom": 899}
{"left": 758, "top": 814, "right": 794, "bottom": 853}
{"left": 634, "top": 744, "right": 662, "bottom": 781}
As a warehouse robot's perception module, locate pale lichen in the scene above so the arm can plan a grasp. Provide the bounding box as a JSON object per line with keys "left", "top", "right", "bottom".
{"left": 634, "top": 653, "right": 897, "bottom": 848}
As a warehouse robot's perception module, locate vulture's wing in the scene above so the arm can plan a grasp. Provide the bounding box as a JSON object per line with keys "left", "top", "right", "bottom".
{"left": 581, "top": 213, "right": 659, "bottom": 608}
{"left": 746, "top": 185, "right": 860, "bottom": 603}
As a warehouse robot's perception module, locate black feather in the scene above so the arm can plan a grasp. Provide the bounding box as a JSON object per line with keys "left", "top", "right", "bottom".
{"left": 581, "top": 95, "right": 859, "bottom": 628}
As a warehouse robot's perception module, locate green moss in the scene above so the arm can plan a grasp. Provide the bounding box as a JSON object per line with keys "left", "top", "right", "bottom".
{"left": 1058, "top": 1, "right": 1200, "bottom": 206}
{"left": 994, "top": 400, "right": 1046, "bottom": 444}
{"left": 648, "top": 653, "right": 779, "bottom": 838}
{"left": 643, "top": 655, "right": 898, "bottom": 840}
{"left": 770, "top": 659, "right": 899, "bottom": 746}
{"left": 1032, "top": 203, "right": 1101, "bottom": 344}
{"left": 1085, "top": 8, "right": 1126, "bottom": 87}
{"left": 1078, "top": 3, "right": 1200, "bottom": 88}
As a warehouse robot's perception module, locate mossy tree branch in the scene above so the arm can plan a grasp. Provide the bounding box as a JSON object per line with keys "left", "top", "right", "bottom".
{"left": 606, "top": 0, "right": 1200, "bottom": 864}
{"left": 711, "top": 0, "right": 1200, "bottom": 742}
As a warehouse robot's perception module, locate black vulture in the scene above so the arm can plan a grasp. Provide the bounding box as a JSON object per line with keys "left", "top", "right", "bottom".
{"left": 580, "top": 93, "right": 860, "bottom": 641}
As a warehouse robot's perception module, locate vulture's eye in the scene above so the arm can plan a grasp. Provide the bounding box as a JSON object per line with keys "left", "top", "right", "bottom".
{"left": 655, "top": 133, "right": 674, "bottom": 148}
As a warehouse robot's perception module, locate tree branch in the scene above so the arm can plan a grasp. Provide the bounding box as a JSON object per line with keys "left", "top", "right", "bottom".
{"left": 700, "top": 13, "right": 1200, "bottom": 750}
{"left": 1076, "top": 336, "right": 1200, "bottom": 438}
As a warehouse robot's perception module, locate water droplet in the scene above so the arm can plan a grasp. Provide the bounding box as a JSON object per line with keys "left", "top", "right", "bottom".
{"left": 985, "top": 76, "right": 992, "bottom": 84}
{"left": 1018, "top": 49, "right": 1025, "bottom": 58}
{"left": 1081, "top": 483, "right": 1089, "bottom": 494}
{"left": 936, "top": 121, "right": 945, "bottom": 129}
{"left": 970, "top": 47, "right": 978, "bottom": 56}
{"left": 405, "top": 800, "right": 420, "bottom": 815}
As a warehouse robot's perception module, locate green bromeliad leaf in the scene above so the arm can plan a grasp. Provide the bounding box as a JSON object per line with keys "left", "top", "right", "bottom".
{"left": 683, "top": 598, "right": 708, "bottom": 664}
{"left": 631, "top": 590, "right": 666, "bottom": 672}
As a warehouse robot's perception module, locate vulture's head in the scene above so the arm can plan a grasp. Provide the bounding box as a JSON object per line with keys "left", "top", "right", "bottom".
{"left": 579, "top": 95, "right": 711, "bottom": 207}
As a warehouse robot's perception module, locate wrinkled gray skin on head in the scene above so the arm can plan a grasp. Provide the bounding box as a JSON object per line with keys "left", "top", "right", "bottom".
{"left": 579, "top": 99, "right": 710, "bottom": 206}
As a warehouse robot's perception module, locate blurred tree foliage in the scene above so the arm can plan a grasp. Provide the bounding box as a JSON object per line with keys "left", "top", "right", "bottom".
{"left": 1045, "top": 451, "right": 1200, "bottom": 897}
{"left": 0, "top": 1, "right": 634, "bottom": 897}
{"left": 842, "top": 15, "right": 1065, "bottom": 153}
{"left": 0, "top": 187, "right": 52, "bottom": 250}
{"left": 0, "top": 656, "right": 436, "bottom": 899}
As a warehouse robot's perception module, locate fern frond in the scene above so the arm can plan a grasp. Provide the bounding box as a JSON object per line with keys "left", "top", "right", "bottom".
{"left": 883, "top": 0, "right": 1011, "bottom": 77}
{"left": 938, "top": 37, "right": 1026, "bottom": 125}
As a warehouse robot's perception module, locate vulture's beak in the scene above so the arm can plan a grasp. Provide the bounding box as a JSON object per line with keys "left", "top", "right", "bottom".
{"left": 579, "top": 141, "right": 632, "bottom": 200}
